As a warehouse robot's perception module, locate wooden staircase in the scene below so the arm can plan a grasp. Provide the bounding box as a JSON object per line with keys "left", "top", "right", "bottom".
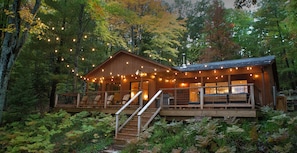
{"left": 114, "top": 108, "right": 158, "bottom": 149}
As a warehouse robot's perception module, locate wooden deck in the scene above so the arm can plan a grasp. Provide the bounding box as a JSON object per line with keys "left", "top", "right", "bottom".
{"left": 54, "top": 84, "right": 258, "bottom": 118}
{"left": 54, "top": 104, "right": 258, "bottom": 118}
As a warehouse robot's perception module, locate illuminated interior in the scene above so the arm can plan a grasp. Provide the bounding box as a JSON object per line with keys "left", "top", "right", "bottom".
{"left": 130, "top": 81, "right": 149, "bottom": 102}
{"left": 231, "top": 80, "right": 248, "bottom": 93}
{"left": 205, "top": 83, "right": 216, "bottom": 94}
{"left": 217, "top": 82, "right": 228, "bottom": 94}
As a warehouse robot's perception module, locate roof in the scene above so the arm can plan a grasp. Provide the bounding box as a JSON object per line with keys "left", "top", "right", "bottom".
{"left": 174, "top": 55, "right": 276, "bottom": 72}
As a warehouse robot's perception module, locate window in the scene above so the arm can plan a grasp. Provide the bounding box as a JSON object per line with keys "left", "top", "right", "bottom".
{"left": 106, "top": 83, "right": 120, "bottom": 91}
{"left": 189, "top": 83, "right": 201, "bottom": 102}
{"left": 205, "top": 82, "right": 228, "bottom": 94}
{"left": 205, "top": 83, "right": 216, "bottom": 94}
{"left": 231, "top": 80, "right": 248, "bottom": 93}
{"left": 217, "top": 82, "right": 228, "bottom": 94}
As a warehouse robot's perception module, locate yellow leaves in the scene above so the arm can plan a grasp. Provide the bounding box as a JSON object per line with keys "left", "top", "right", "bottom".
{"left": 19, "top": 9, "right": 34, "bottom": 25}
{"left": 4, "top": 9, "right": 14, "bottom": 17}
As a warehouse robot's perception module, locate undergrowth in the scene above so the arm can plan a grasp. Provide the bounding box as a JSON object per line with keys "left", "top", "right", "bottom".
{"left": 122, "top": 106, "right": 297, "bottom": 153}
{"left": 0, "top": 107, "right": 296, "bottom": 153}
{"left": 0, "top": 110, "right": 115, "bottom": 153}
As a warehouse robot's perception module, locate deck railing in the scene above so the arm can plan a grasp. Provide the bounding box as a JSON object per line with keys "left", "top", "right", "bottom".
{"left": 115, "top": 91, "right": 142, "bottom": 138}
{"left": 55, "top": 90, "right": 139, "bottom": 108}
{"left": 160, "top": 83, "right": 255, "bottom": 109}
{"left": 55, "top": 84, "right": 256, "bottom": 110}
{"left": 55, "top": 93, "right": 79, "bottom": 107}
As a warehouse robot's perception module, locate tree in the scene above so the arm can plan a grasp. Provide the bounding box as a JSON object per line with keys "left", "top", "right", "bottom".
{"left": 252, "top": 0, "right": 296, "bottom": 89}
{"left": 0, "top": 0, "right": 43, "bottom": 124}
{"left": 225, "top": 9, "right": 255, "bottom": 57}
{"left": 89, "top": 0, "right": 186, "bottom": 66}
{"left": 199, "top": 0, "right": 240, "bottom": 62}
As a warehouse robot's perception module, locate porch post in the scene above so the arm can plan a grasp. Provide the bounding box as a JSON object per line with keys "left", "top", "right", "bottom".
{"left": 200, "top": 87, "right": 204, "bottom": 109}
{"left": 250, "top": 84, "right": 255, "bottom": 109}
{"left": 261, "top": 68, "right": 266, "bottom": 105}
{"left": 139, "top": 92, "right": 143, "bottom": 107}
{"left": 76, "top": 93, "right": 80, "bottom": 108}
{"left": 55, "top": 94, "right": 58, "bottom": 107}
{"left": 104, "top": 92, "right": 107, "bottom": 108}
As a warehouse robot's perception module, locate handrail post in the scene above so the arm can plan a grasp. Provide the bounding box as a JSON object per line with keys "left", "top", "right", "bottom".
{"left": 250, "top": 84, "right": 255, "bottom": 109}
{"left": 115, "top": 114, "right": 119, "bottom": 138}
{"left": 137, "top": 115, "right": 141, "bottom": 138}
{"left": 200, "top": 88, "right": 204, "bottom": 109}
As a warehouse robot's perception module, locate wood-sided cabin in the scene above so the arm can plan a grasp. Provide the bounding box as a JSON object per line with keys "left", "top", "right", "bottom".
{"left": 55, "top": 50, "right": 279, "bottom": 118}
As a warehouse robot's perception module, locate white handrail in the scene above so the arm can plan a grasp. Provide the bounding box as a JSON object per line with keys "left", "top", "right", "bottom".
{"left": 115, "top": 91, "right": 142, "bottom": 138}
{"left": 137, "top": 90, "right": 162, "bottom": 136}
{"left": 116, "top": 91, "right": 142, "bottom": 115}
{"left": 137, "top": 90, "right": 162, "bottom": 116}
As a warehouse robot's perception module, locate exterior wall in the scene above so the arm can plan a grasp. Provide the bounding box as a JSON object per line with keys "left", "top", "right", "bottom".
{"left": 263, "top": 66, "right": 276, "bottom": 106}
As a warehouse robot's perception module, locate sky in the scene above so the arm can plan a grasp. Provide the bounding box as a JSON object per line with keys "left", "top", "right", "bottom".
{"left": 222, "top": 0, "right": 235, "bottom": 8}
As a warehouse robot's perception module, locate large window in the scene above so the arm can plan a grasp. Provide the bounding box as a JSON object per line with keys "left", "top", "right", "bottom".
{"left": 231, "top": 80, "right": 248, "bottom": 93}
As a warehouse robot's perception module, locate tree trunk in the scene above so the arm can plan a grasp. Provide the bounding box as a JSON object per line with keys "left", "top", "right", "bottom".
{"left": 0, "top": 0, "right": 41, "bottom": 124}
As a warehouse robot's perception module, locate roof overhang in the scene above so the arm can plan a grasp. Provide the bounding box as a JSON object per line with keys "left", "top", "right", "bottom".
{"left": 174, "top": 55, "right": 276, "bottom": 72}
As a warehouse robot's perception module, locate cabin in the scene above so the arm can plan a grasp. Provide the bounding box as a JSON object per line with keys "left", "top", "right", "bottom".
{"left": 54, "top": 50, "right": 279, "bottom": 141}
